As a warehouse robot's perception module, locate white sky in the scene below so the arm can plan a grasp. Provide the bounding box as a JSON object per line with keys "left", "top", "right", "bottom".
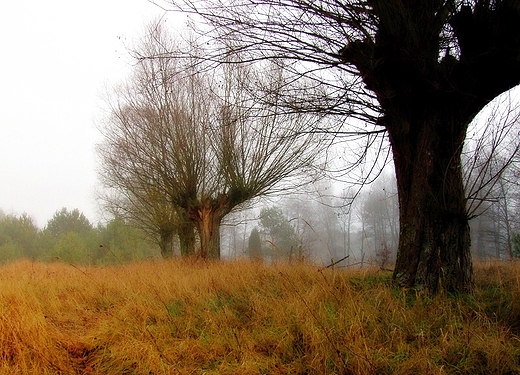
{"left": 0, "top": 0, "right": 173, "bottom": 227}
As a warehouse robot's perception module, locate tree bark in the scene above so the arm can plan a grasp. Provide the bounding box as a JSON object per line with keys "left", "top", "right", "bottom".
{"left": 159, "top": 229, "right": 175, "bottom": 259}
{"left": 178, "top": 219, "right": 196, "bottom": 257}
{"left": 389, "top": 115, "right": 473, "bottom": 293}
{"left": 196, "top": 209, "right": 222, "bottom": 259}
{"left": 190, "top": 199, "right": 231, "bottom": 259}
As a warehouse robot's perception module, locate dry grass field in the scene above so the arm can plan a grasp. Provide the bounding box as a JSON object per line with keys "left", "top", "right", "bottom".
{"left": 0, "top": 259, "right": 519, "bottom": 374}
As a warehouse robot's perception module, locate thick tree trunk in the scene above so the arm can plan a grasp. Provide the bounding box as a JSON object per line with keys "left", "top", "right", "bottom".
{"left": 389, "top": 116, "right": 474, "bottom": 293}
{"left": 159, "top": 229, "right": 175, "bottom": 259}
{"left": 191, "top": 200, "right": 230, "bottom": 259}
{"left": 338, "top": 1, "right": 520, "bottom": 294}
{"left": 178, "top": 219, "right": 196, "bottom": 257}
{"left": 195, "top": 209, "right": 222, "bottom": 259}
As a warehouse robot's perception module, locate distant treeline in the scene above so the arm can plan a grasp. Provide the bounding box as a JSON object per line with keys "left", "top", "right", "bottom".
{"left": 0, "top": 208, "right": 160, "bottom": 265}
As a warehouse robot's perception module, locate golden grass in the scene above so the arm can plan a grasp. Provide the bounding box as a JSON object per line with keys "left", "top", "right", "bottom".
{"left": 0, "top": 259, "right": 519, "bottom": 374}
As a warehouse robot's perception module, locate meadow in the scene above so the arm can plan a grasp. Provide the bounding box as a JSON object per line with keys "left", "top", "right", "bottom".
{"left": 0, "top": 259, "right": 519, "bottom": 374}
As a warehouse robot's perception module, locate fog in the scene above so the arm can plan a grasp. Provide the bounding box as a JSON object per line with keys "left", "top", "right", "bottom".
{"left": 0, "top": 0, "right": 166, "bottom": 227}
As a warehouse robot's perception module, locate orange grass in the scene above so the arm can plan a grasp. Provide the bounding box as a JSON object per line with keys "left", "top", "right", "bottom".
{"left": 0, "top": 259, "right": 519, "bottom": 374}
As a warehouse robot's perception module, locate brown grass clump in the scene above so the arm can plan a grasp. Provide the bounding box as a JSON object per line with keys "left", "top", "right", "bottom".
{"left": 0, "top": 258, "right": 519, "bottom": 374}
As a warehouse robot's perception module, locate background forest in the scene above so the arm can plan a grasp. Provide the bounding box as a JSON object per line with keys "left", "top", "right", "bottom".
{"left": 1, "top": 1, "right": 520, "bottom": 270}
{"left": 0, "top": 208, "right": 158, "bottom": 265}
{"left": 1, "top": 144, "right": 519, "bottom": 267}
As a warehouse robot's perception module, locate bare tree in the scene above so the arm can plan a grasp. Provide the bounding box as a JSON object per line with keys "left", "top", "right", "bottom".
{"left": 97, "top": 24, "right": 322, "bottom": 259}
{"left": 153, "top": 0, "right": 520, "bottom": 292}
{"left": 357, "top": 172, "right": 399, "bottom": 267}
{"left": 464, "top": 95, "right": 520, "bottom": 219}
{"left": 463, "top": 96, "right": 520, "bottom": 259}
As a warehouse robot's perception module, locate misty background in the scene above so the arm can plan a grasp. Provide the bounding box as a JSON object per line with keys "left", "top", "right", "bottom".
{"left": 0, "top": 1, "right": 519, "bottom": 266}
{"left": 0, "top": 0, "right": 166, "bottom": 226}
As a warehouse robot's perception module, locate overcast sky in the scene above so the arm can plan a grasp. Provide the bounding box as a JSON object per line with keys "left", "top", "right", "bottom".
{"left": 0, "top": 0, "right": 174, "bottom": 227}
